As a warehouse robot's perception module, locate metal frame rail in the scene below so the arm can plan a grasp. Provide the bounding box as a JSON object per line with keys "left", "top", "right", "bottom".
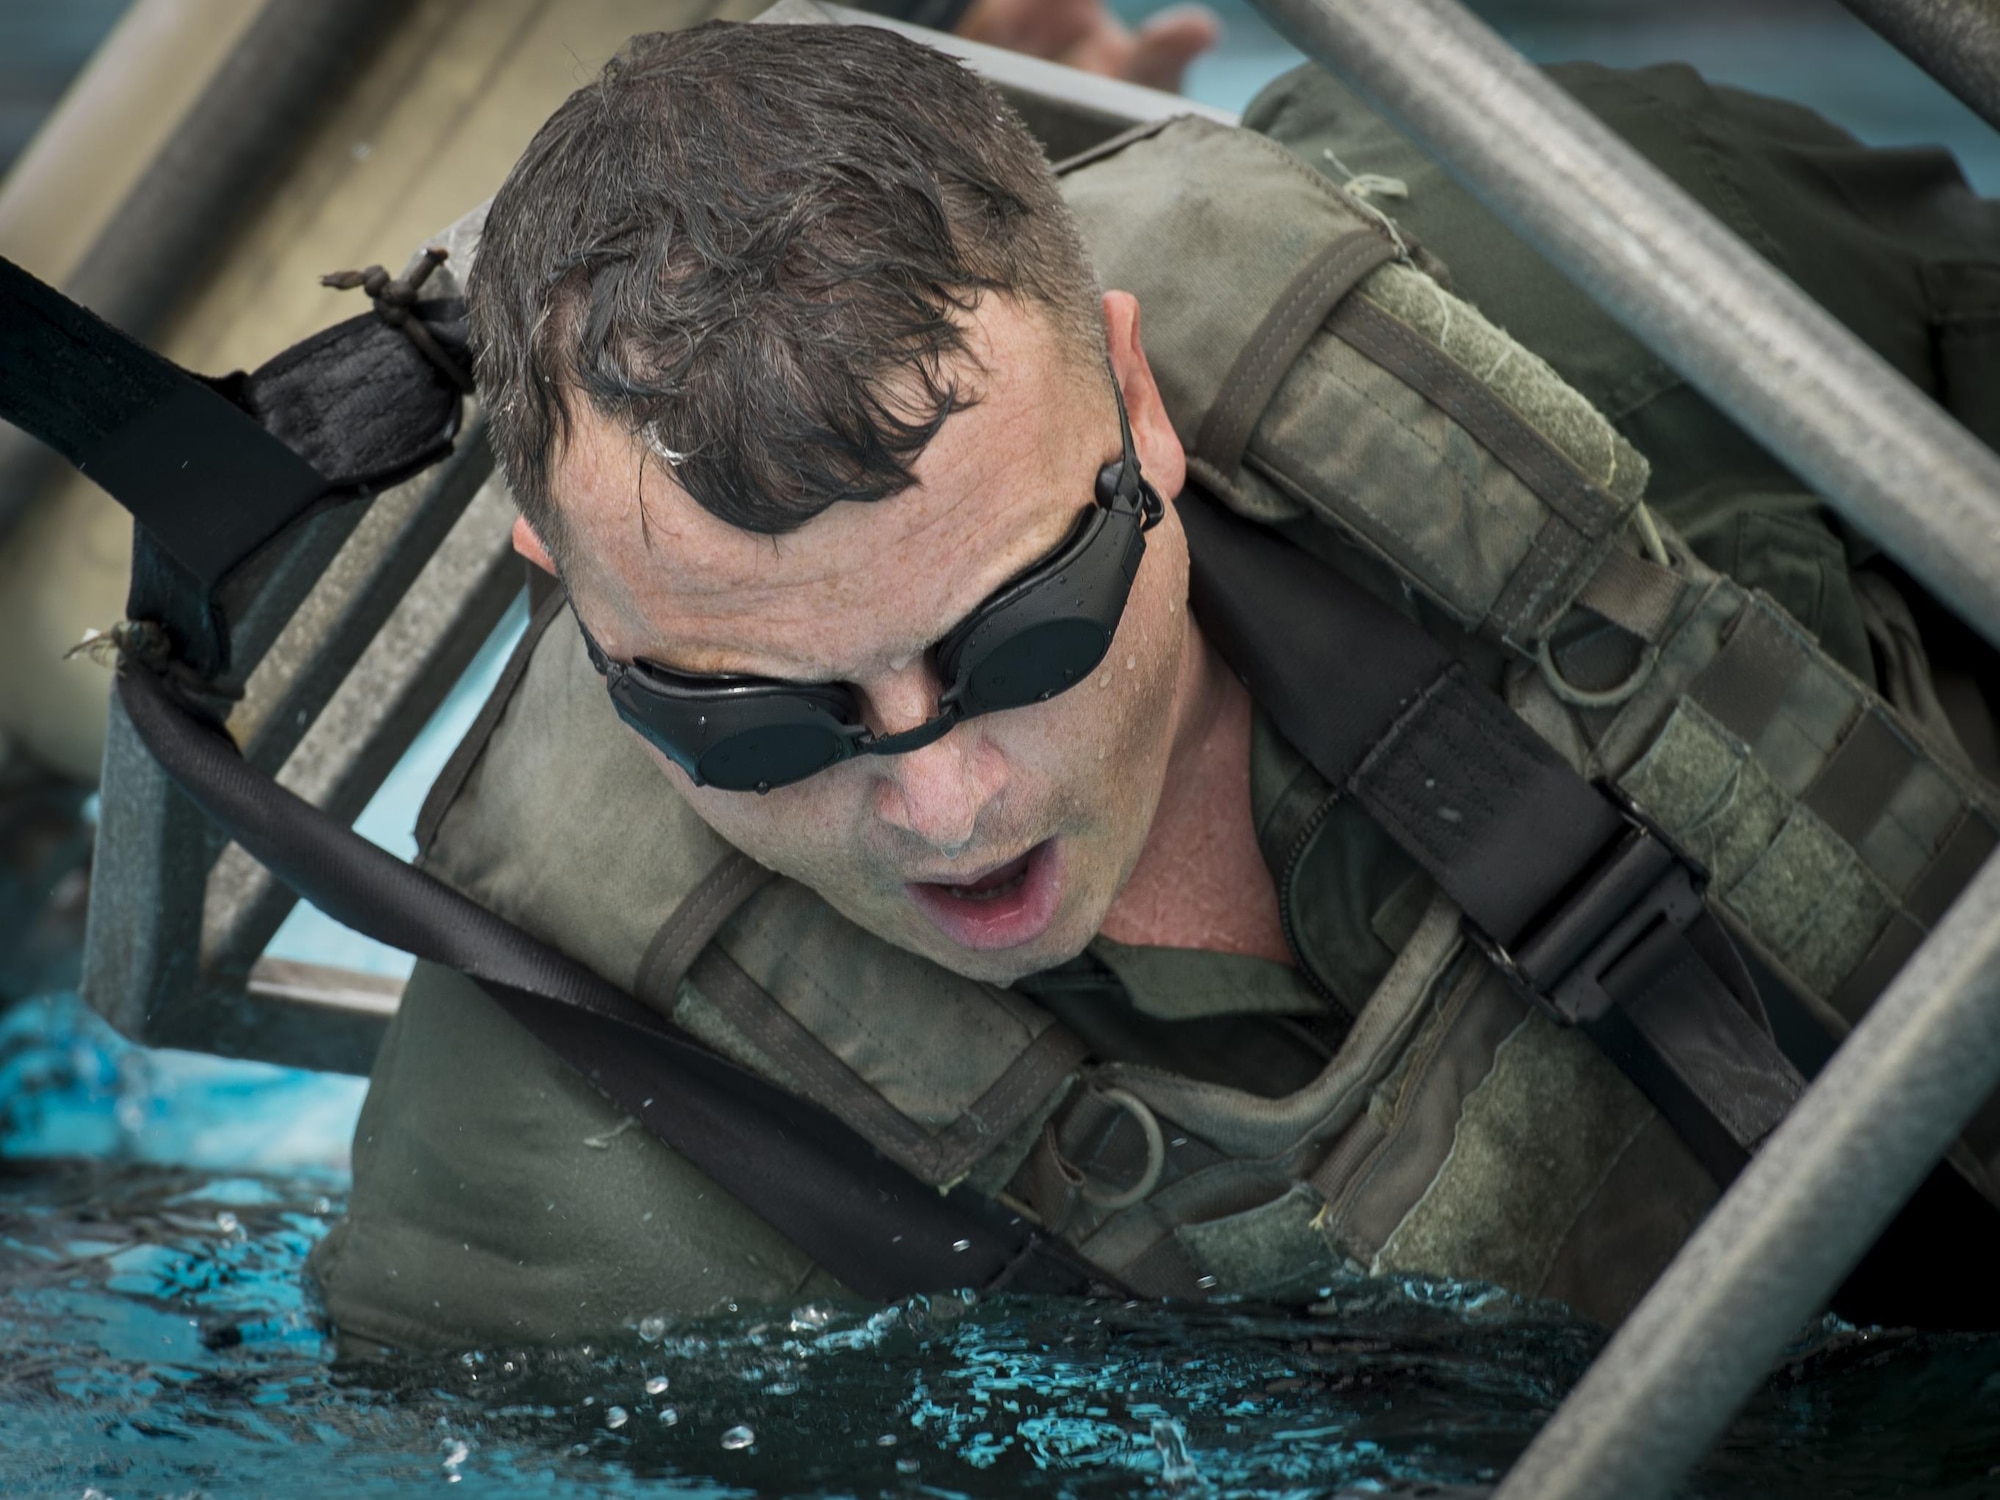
{"left": 1233, "top": 0, "right": 2000, "bottom": 1496}
{"left": 1836, "top": 0, "right": 2000, "bottom": 138}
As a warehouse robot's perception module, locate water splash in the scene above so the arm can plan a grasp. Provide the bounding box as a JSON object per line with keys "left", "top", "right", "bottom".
{"left": 3, "top": 1158, "right": 1999, "bottom": 1494}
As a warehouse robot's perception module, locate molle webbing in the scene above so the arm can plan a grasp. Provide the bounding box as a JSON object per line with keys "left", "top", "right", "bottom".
{"left": 1059, "top": 119, "right": 1651, "bottom": 650}
{"left": 1615, "top": 593, "right": 2000, "bottom": 1030}
{"left": 664, "top": 932, "right": 1089, "bottom": 1189}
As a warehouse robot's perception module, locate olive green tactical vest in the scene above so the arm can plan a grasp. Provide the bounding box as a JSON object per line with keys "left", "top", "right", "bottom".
{"left": 409, "top": 115, "right": 2000, "bottom": 1329}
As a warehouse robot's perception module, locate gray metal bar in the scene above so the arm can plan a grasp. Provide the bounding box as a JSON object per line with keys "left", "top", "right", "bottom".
{"left": 200, "top": 468, "right": 521, "bottom": 1028}
{"left": 1837, "top": 0, "right": 2000, "bottom": 138}
{"left": 81, "top": 429, "right": 504, "bottom": 1070}
{"left": 1248, "top": 0, "right": 2000, "bottom": 655}
{"left": 1493, "top": 848, "right": 2000, "bottom": 1500}
{"left": 228, "top": 419, "right": 496, "bottom": 773}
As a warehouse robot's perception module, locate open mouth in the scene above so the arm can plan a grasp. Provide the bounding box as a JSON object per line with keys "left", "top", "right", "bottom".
{"left": 935, "top": 851, "right": 1033, "bottom": 902}
{"left": 905, "top": 840, "right": 1064, "bottom": 951}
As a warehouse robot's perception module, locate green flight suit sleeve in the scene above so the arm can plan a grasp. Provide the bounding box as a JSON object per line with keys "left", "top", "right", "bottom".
{"left": 307, "top": 959, "right": 844, "bottom": 1353}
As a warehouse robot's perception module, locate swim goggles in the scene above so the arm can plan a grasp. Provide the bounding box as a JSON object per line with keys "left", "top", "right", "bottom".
{"left": 576, "top": 390, "right": 1166, "bottom": 793}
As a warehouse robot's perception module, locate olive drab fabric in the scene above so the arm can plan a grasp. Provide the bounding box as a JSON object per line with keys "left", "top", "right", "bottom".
{"left": 310, "top": 63, "right": 2000, "bottom": 1350}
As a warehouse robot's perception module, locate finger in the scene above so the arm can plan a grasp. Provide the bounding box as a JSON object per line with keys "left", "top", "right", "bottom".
{"left": 1123, "top": 4, "right": 1222, "bottom": 92}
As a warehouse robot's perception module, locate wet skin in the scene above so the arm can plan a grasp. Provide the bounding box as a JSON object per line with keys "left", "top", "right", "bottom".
{"left": 528, "top": 291, "right": 1289, "bottom": 985}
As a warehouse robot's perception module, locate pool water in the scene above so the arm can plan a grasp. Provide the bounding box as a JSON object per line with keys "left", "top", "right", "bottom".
{"left": 6, "top": 1137, "right": 2000, "bottom": 1498}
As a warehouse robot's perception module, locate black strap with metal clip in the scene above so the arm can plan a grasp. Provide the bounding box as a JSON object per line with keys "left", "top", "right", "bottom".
{"left": 1179, "top": 488, "right": 1802, "bottom": 1184}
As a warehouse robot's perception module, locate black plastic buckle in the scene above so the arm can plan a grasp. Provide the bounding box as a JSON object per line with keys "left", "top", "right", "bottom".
{"left": 1474, "top": 794, "right": 1709, "bottom": 1026}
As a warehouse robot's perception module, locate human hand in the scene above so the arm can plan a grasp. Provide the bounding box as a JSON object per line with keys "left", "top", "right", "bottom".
{"left": 956, "top": 0, "right": 1221, "bottom": 93}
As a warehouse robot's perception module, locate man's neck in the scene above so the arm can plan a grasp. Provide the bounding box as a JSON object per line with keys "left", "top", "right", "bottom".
{"left": 1096, "top": 615, "right": 1293, "bottom": 964}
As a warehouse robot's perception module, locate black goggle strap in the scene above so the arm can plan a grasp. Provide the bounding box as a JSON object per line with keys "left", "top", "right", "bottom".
{"left": 574, "top": 606, "right": 618, "bottom": 680}
{"left": 1101, "top": 377, "right": 1166, "bottom": 530}
{"left": 855, "top": 712, "right": 958, "bottom": 757}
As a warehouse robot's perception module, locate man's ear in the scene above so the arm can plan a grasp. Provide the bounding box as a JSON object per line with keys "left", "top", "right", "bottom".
{"left": 512, "top": 515, "right": 559, "bottom": 576}
{"left": 1102, "top": 290, "right": 1187, "bottom": 500}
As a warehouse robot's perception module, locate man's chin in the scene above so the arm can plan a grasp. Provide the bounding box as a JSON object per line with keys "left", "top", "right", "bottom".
{"left": 909, "top": 924, "right": 1094, "bottom": 987}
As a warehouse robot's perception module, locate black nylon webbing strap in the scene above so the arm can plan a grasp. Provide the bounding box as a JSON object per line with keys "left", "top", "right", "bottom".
{"left": 116, "top": 665, "right": 1116, "bottom": 1303}
{"left": 1350, "top": 666, "right": 1627, "bottom": 948}
{"left": 2, "top": 254, "right": 469, "bottom": 679}
{"left": 1179, "top": 489, "right": 1804, "bottom": 1182}
{"left": 0, "top": 255, "right": 330, "bottom": 589}
{"left": 1177, "top": 490, "right": 1621, "bottom": 943}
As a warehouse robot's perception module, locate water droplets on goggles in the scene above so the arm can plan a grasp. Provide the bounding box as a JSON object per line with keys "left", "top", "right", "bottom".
{"left": 577, "top": 390, "right": 1166, "bottom": 793}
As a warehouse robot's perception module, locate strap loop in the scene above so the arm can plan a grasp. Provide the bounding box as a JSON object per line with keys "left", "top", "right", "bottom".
{"left": 1076, "top": 1088, "right": 1168, "bottom": 1211}
{"left": 322, "top": 246, "right": 474, "bottom": 393}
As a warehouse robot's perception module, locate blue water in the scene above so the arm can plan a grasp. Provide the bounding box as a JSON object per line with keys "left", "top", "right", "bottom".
{"left": 6, "top": 1140, "right": 2000, "bottom": 1497}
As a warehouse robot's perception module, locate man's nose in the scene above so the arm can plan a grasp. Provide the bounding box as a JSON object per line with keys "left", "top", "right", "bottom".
{"left": 864, "top": 668, "right": 997, "bottom": 856}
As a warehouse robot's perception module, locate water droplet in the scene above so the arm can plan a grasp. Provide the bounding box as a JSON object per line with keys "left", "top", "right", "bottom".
{"left": 1195, "top": 1273, "right": 1219, "bottom": 1290}
{"left": 721, "top": 1424, "right": 756, "bottom": 1450}
{"left": 659, "top": 1405, "right": 680, "bottom": 1426}
{"left": 312, "top": 1196, "right": 333, "bottom": 1216}
{"left": 215, "top": 1211, "right": 239, "bottom": 1235}
{"left": 951, "top": 1239, "right": 972, "bottom": 1253}
{"left": 876, "top": 1432, "right": 898, "bottom": 1446}
{"left": 645, "top": 1375, "right": 670, "bottom": 1395}
{"left": 638, "top": 1314, "right": 667, "bottom": 1343}
{"left": 1125, "top": 655, "right": 1137, "bottom": 670}
{"left": 789, "top": 1302, "right": 833, "bottom": 1331}
{"left": 605, "top": 1405, "right": 629, "bottom": 1429}
{"left": 501, "top": 1360, "right": 518, "bottom": 1374}
{"left": 1150, "top": 1417, "right": 1202, "bottom": 1485}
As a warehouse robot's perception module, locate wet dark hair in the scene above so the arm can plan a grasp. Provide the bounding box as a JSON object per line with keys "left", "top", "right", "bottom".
{"left": 468, "top": 21, "right": 1104, "bottom": 555}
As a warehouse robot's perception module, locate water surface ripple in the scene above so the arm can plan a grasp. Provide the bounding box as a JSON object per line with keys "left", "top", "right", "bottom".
{"left": 4, "top": 1161, "right": 2000, "bottom": 1497}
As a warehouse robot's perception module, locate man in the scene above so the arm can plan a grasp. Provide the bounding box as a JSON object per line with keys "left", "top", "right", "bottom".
{"left": 0, "top": 0, "right": 1219, "bottom": 1014}
{"left": 308, "top": 21, "right": 2000, "bottom": 1350}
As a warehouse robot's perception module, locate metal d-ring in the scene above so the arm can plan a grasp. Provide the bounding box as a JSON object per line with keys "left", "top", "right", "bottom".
{"left": 1077, "top": 1087, "right": 1167, "bottom": 1211}
{"left": 1535, "top": 633, "right": 1659, "bottom": 710}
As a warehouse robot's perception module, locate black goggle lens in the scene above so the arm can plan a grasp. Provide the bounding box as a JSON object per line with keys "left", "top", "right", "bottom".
{"left": 956, "top": 616, "right": 1113, "bottom": 714}
{"left": 696, "top": 722, "right": 854, "bottom": 793}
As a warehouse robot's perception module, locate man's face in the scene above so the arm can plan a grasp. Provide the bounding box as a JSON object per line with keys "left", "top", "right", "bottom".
{"left": 546, "top": 294, "right": 1193, "bottom": 984}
